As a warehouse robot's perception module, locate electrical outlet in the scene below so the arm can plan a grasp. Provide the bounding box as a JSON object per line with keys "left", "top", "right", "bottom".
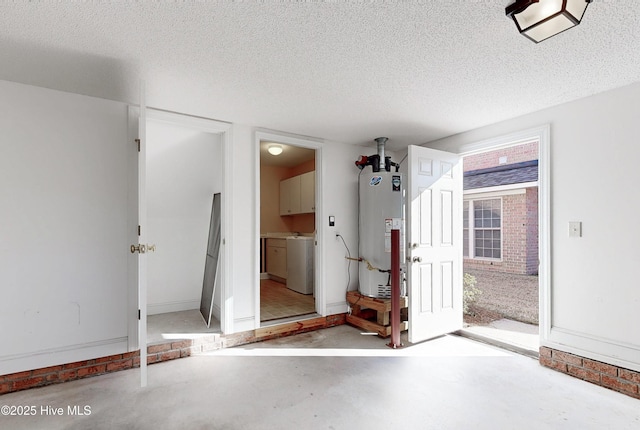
{"left": 569, "top": 221, "right": 582, "bottom": 238}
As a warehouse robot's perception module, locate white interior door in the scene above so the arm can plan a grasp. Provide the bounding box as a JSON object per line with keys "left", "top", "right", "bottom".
{"left": 137, "top": 83, "right": 148, "bottom": 387}
{"left": 407, "top": 145, "right": 463, "bottom": 343}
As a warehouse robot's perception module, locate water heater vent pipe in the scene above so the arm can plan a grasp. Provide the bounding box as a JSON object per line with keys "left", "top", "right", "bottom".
{"left": 375, "top": 137, "right": 388, "bottom": 171}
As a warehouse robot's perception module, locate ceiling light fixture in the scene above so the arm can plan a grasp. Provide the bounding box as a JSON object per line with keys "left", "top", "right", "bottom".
{"left": 267, "top": 144, "right": 283, "bottom": 156}
{"left": 506, "top": 0, "right": 592, "bottom": 43}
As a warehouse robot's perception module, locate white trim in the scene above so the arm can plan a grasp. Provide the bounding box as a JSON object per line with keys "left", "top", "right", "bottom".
{"left": 127, "top": 106, "right": 140, "bottom": 353}
{"left": 543, "top": 327, "right": 640, "bottom": 373}
{"left": 145, "top": 108, "right": 233, "bottom": 334}
{"left": 147, "top": 300, "right": 200, "bottom": 316}
{"left": 0, "top": 337, "right": 128, "bottom": 376}
{"left": 457, "top": 124, "right": 550, "bottom": 345}
{"left": 458, "top": 126, "right": 544, "bottom": 156}
{"left": 464, "top": 181, "right": 538, "bottom": 197}
{"left": 254, "top": 130, "right": 325, "bottom": 328}
{"left": 233, "top": 316, "right": 257, "bottom": 333}
{"left": 326, "top": 301, "right": 350, "bottom": 316}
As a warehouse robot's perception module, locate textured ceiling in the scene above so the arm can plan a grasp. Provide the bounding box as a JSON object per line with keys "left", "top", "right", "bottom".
{"left": 1, "top": 1, "right": 639, "bottom": 151}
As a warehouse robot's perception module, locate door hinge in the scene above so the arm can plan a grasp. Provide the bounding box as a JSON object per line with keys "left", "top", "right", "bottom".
{"left": 135, "top": 138, "right": 140, "bottom": 152}
{"left": 138, "top": 309, "right": 141, "bottom": 320}
{"left": 138, "top": 225, "right": 141, "bottom": 236}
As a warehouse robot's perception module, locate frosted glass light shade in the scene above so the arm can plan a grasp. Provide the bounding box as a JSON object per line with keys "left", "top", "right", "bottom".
{"left": 506, "top": 0, "right": 592, "bottom": 43}
{"left": 268, "top": 145, "right": 283, "bottom": 155}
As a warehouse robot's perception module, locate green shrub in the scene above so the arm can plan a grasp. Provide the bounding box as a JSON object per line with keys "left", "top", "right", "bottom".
{"left": 463, "top": 273, "right": 481, "bottom": 314}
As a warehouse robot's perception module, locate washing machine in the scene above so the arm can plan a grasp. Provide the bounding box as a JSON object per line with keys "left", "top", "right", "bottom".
{"left": 286, "top": 236, "right": 314, "bottom": 294}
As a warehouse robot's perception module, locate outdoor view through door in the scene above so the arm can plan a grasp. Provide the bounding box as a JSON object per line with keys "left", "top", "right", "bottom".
{"left": 259, "top": 141, "right": 317, "bottom": 325}
{"left": 460, "top": 140, "right": 540, "bottom": 353}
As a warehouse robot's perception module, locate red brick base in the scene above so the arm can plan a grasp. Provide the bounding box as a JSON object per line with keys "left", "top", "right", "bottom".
{"left": 0, "top": 314, "right": 346, "bottom": 395}
{"left": 540, "top": 346, "right": 640, "bottom": 399}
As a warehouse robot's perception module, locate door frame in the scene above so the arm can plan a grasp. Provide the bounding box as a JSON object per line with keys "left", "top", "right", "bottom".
{"left": 129, "top": 109, "right": 233, "bottom": 349}
{"left": 455, "top": 124, "right": 550, "bottom": 344}
{"left": 254, "top": 131, "right": 324, "bottom": 327}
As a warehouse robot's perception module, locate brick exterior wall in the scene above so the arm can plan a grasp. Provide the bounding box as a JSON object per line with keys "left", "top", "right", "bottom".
{"left": 464, "top": 188, "right": 538, "bottom": 275}
{"left": 464, "top": 140, "right": 539, "bottom": 275}
{"left": 526, "top": 188, "right": 539, "bottom": 274}
{"left": 464, "top": 141, "right": 539, "bottom": 172}
{"left": 540, "top": 346, "right": 640, "bottom": 399}
{"left": 0, "top": 314, "right": 346, "bottom": 395}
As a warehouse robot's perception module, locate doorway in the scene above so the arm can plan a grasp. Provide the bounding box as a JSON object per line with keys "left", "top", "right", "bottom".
{"left": 257, "top": 135, "right": 320, "bottom": 326}
{"left": 144, "top": 113, "right": 224, "bottom": 344}
{"left": 456, "top": 126, "right": 549, "bottom": 355}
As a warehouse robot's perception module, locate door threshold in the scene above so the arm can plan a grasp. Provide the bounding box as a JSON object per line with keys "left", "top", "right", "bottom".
{"left": 260, "top": 313, "right": 320, "bottom": 328}
{"left": 455, "top": 328, "right": 539, "bottom": 359}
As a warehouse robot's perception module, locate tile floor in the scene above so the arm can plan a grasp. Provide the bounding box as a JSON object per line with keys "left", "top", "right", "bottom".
{"left": 260, "top": 278, "right": 315, "bottom": 322}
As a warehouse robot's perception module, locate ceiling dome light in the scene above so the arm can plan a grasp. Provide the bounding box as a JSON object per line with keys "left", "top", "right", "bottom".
{"left": 506, "top": 0, "right": 592, "bottom": 43}
{"left": 268, "top": 144, "right": 283, "bottom": 156}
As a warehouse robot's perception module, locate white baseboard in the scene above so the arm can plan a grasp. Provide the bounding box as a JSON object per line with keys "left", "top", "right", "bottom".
{"left": 147, "top": 300, "right": 200, "bottom": 315}
{"left": 233, "top": 316, "right": 256, "bottom": 333}
{"left": 211, "top": 302, "right": 221, "bottom": 321}
{"left": 544, "top": 326, "right": 640, "bottom": 373}
{"left": 0, "top": 337, "right": 128, "bottom": 376}
{"left": 326, "top": 301, "right": 349, "bottom": 316}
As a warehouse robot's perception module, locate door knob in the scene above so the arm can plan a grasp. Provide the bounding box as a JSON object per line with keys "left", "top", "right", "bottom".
{"left": 130, "top": 244, "right": 146, "bottom": 254}
{"left": 411, "top": 243, "right": 419, "bottom": 249}
{"left": 412, "top": 256, "right": 422, "bottom": 263}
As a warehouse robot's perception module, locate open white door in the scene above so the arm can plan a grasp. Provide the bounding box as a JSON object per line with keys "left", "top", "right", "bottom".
{"left": 407, "top": 145, "right": 463, "bottom": 343}
{"left": 137, "top": 83, "right": 148, "bottom": 387}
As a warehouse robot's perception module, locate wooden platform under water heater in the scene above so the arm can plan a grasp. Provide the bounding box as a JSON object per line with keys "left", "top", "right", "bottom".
{"left": 345, "top": 291, "right": 408, "bottom": 337}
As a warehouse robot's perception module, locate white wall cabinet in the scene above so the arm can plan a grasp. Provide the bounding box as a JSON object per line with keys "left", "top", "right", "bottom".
{"left": 266, "top": 238, "right": 287, "bottom": 279}
{"left": 300, "top": 171, "right": 316, "bottom": 214}
{"left": 279, "top": 176, "right": 301, "bottom": 215}
{"left": 280, "top": 171, "right": 315, "bottom": 216}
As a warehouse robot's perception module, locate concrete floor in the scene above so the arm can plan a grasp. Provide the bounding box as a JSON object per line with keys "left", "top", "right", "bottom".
{"left": 460, "top": 318, "right": 539, "bottom": 358}
{"left": 2, "top": 325, "right": 639, "bottom": 430}
{"left": 147, "top": 310, "right": 221, "bottom": 344}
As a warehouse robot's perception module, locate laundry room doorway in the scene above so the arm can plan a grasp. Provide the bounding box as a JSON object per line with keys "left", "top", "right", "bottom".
{"left": 256, "top": 132, "right": 323, "bottom": 327}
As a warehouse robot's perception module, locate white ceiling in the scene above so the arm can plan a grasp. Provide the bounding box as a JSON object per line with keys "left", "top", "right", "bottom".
{"left": 260, "top": 142, "right": 315, "bottom": 167}
{"left": 1, "top": 1, "right": 639, "bottom": 151}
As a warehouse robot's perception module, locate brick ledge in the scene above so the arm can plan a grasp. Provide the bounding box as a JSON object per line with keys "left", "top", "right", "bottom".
{"left": 0, "top": 314, "right": 346, "bottom": 395}
{"left": 540, "top": 346, "right": 640, "bottom": 400}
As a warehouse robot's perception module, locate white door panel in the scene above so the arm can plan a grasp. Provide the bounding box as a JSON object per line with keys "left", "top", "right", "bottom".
{"left": 408, "top": 145, "right": 462, "bottom": 343}
{"left": 137, "top": 83, "right": 148, "bottom": 387}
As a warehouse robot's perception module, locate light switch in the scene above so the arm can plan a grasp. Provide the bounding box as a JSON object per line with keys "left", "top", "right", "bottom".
{"left": 569, "top": 221, "right": 582, "bottom": 238}
{"left": 329, "top": 216, "right": 335, "bottom": 227}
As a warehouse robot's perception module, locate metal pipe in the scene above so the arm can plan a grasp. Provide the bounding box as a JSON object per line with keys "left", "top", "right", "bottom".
{"left": 375, "top": 137, "right": 388, "bottom": 172}
{"left": 387, "top": 228, "right": 402, "bottom": 349}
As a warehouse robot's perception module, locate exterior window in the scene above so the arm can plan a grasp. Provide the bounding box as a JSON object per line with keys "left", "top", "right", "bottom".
{"left": 464, "top": 198, "right": 502, "bottom": 260}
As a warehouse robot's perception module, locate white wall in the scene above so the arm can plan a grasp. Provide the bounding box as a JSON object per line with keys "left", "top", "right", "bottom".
{"left": 228, "top": 125, "right": 256, "bottom": 332}
{"left": 229, "top": 127, "right": 364, "bottom": 332}
{"left": 146, "top": 121, "right": 222, "bottom": 315}
{"left": 428, "top": 82, "right": 640, "bottom": 371}
{"left": 0, "top": 80, "right": 133, "bottom": 374}
{"left": 321, "top": 141, "right": 368, "bottom": 313}
{"left": 0, "top": 80, "right": 366, "bottom": 373}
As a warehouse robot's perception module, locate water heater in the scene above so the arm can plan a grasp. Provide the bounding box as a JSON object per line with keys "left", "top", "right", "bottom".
{"left": 356, "top": 138, "right": 405, "bottom": 298}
